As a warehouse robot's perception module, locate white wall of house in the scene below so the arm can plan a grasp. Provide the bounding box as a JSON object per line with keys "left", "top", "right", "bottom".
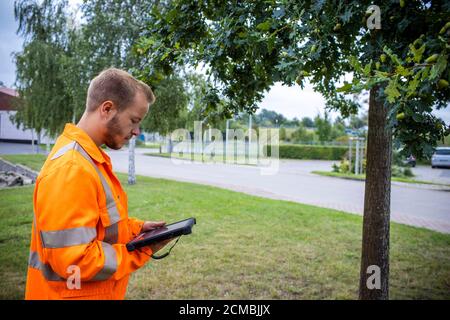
{"left": 0, "top": 110, "right": 54, "bottom": 143}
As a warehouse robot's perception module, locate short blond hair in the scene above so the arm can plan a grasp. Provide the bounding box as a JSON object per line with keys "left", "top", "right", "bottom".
{"left": 86, "top": 68, "right": 155, "bottom": 112}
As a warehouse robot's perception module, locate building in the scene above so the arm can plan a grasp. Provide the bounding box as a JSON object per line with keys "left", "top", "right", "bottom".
{"left": 0, "top": 87, "right": 52, "bottom": 144}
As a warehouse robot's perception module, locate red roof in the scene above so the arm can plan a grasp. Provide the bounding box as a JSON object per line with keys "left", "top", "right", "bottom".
{"left": 0, "top": 87, "right": 19, "bottom": 97}
{"left": 0, "top": 87, "right": 20, "bottom": 111}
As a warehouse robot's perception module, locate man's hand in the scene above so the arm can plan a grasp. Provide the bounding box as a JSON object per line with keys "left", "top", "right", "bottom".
{"left": 141, "top": 220, "right": 174, "bottom": 255}
{"left": 142, "top": 221, "right": 166, "bottom": 232}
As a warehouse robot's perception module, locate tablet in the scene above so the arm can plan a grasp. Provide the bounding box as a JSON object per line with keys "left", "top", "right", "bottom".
{"left": 126, "top": 217, "right": 196, "bottom": 252}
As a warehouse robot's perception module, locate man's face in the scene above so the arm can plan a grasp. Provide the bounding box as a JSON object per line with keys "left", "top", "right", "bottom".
{"left": 104, "top": 91, "right": 149, "bottom": 150}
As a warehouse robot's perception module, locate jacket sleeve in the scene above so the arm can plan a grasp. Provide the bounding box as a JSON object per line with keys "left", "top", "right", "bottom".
{"left": 128, "top": 217, "right": 145, "bottom": 238}
{"left": 36, "top": 161, "right": 152, "bottom": 281}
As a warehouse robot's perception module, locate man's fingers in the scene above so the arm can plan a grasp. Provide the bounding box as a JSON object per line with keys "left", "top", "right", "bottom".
{"left": 149, "top": 221, "right": 166, "bottom": 227}
{"left": 143, "top": 221, "right": 166, "bottom": 231}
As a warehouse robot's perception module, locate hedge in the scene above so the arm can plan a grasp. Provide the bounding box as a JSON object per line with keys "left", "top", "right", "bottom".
{"left": 264, "top": 144, "right": 348, "bottom": 160}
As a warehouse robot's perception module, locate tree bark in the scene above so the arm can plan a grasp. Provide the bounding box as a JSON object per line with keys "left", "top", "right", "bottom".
{"left": 359, "top": 85, "right": 392, "bottom": 300}
{"left": 128, "top": 136, "right": 136, "bottom": 185}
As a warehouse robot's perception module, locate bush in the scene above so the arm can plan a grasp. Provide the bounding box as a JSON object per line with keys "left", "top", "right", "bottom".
{"left": 332, "top": 163, "right": 340, "bottom": 173}
{"left": 335, "top": 135, "right": 350, "bottom": 144}
{"left": 279, "top": 127, "right": 287, "bottom": 141}
{"left": 391, "top": 165, "right": 403, "bottom": 177}
{"left": 403, "top": 167, "right": 414, "bottom": 178}
{"left": 340, "top": 160, "right": 350, "bottom": 173}
{"left": 330, "top": 157, "right": 367, "bottom": 175}
{"left": 135, "top": 139, "right": 145, "bottom": 147}
{"left": 291, "top": 125, "right": 315, "bottom": 143}
{"left": 265, "top": 144, "right": 348, "bottom": 160}
{"left": 391, "top": 165, "right": 415, "bottom": 178}
{"left": 392, "top": 151, "right": 406, "bottom": 167}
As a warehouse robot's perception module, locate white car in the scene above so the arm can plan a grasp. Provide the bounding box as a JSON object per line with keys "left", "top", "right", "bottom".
{"left": 431, "top": 147, "right": 450, "bottom": 168}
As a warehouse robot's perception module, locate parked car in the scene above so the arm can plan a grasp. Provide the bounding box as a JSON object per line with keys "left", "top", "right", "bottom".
{"left": 431, "top": 147, "right": 450, "bottom": 168}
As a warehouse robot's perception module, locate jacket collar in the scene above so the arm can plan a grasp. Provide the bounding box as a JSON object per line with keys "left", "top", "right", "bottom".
{"left": 61, "top": 123, "right": 110, "bottom": 164}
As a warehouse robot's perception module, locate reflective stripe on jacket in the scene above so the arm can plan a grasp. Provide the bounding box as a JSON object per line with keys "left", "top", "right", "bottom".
{"left": 25, "top": 123, "right": 152, "bottom": 300}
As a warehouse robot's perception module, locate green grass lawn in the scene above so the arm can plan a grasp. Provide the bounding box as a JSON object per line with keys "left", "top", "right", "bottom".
{"left": 144, "top": 152, "right": 261, "bottom": 166}
{"left": 312, "top": 170, "right": 450, "bottom": 187}
{"left": 0, "top": 155, "right": 449, "bottom": 299}
{"left": 1, "top": 154, "right": 48, "bottom": 172}
{"left": 142, "top": 143, "right": 161, "bottom": 149}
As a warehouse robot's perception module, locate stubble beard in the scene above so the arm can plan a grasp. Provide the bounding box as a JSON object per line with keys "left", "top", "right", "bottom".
{"left": 105, "top": 114, "right": 125, "bottom": 150}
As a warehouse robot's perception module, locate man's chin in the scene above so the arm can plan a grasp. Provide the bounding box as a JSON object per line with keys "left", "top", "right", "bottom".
{"left": 105, "top": 142, "right": 124, "bottom": 150}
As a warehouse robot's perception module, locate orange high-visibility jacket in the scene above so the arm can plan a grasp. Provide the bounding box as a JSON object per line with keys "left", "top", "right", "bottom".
{"left": 25, "top": 123, "right": 152, "bottom": 300}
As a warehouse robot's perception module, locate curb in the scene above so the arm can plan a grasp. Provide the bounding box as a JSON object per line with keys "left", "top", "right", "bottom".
{"left": 0, "top": 157, "right": 39, "bottom": 183}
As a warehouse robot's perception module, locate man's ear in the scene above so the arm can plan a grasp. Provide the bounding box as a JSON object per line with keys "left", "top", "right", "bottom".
{"left": 99, "top": 100, "right": 117, "bottom": 120}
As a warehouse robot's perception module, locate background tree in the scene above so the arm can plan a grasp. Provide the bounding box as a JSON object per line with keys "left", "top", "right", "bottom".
{"left": 13, "top": 0, "right": 196, "bottom": 143}
{"left": 255, "top": 109, "right": 287, "bottom": 127}
{"left": 138, "top": 0, "right": 449, "bottom": 299}
{"left": 69, "top": 0, "right": 156, "bottom": 120}
{"left": 141, "top": 75, "right": 188, "bottom": 137}
{"left": 331, "top": 116, "right": 347, "bottom": 140}
{"left": 301, "top": 116, "right": 315, "bottom": 128}
{"left": 286, "top": 117, "right": 300, "bottom": 127}
{"left": 314, "top": 112, "right": 333, "bottom": 142}
{"left": 291, "top": 124, "right": 315, "bottom": 143}
{"left": 349, "top": 112, "right": 368, "bottom": 130}
{"left": 13, "top": 0, "right": 73, "bottom": 138}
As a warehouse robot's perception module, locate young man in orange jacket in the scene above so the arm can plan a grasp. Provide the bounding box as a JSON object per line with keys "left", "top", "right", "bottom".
{"left": 25, "top": 68, "right": 171, "bottom": 299}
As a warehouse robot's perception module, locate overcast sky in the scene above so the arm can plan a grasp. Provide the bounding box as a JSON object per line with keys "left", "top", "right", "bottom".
{"left": 1, "top": 0, "right": 449, "bottom": 123}
{"left": 0, "top": 1, "right": 22, "bottom": 88}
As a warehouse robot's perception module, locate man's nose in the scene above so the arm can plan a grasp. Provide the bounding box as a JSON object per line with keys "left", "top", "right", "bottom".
{"left": 132, "top": 127, "right": 140, "bottom": 136}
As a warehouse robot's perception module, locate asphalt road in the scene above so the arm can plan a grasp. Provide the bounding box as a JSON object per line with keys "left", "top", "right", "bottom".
{"left": 0, "top": 142, "right": 45, "bottom": 154}
{"left": 1, "top": 142, "right": 449, "bottom": 233}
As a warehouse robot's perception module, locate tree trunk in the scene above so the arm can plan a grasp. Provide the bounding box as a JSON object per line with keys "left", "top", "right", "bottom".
{"left": 359, "top": 85, "right": 392, "bottom": 300}
{"left": 31, "top": 129, "right": 35, "bottom": 153}
{"left": 36, "top": 131, "right": 41, "bottom": 154}
{"left": 128, "top": 136, "right": 136, "bottom": 185}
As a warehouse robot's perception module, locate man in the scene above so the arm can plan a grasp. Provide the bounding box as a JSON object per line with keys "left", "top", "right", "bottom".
{"left": 25, "top": 68, "right": 171, "bottom": 299}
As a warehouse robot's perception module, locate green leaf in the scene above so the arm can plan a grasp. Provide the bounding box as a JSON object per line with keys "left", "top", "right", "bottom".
{"left": 395, "top": 65, "right": 412, "bottom": 77}
{"left": 256, "top": 20, "right": 272, "bottom": 32}
{"left": 385, "top": 76, "right": 401, "bottom": 103}
{"left": 373, "top": 70, "right": 390, "bottom": 81}
{"left": 349, "top": 56, "right": 363, "bottom": 74}
{"left": 409, "top": 43, "right": 425, "bottom": 63}
{"left": 160, "top": 49, "right": 171, "bottom": 61}
{"left": 407, "top": 72, "right": 421, "bottom": 96}
{"left": 237, "top": 31, "right": 247, "bottom": 38}
{"left": 166, "top": 9, "right": 177, "bottom": 23}
{"left": 430, "top": 54, "right": 447, "bottom": 80}
{"left": 362, "top": 61, "right": 372, "bottom": 76}
{"left": 383, "top": 46, "right": 402, "bottom": 65}
{"left": 336, "top": 82, "right": 353, "bottom": 93}
{"left": 267, "top": 36, "right": 275, "bottom": 53}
